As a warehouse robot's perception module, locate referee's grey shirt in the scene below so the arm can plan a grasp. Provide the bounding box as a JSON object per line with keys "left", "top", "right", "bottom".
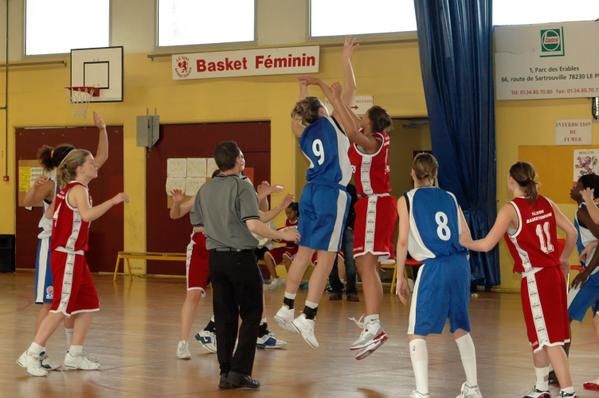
{"left": 190, "top": 174, "right": 260, "bottom": 250}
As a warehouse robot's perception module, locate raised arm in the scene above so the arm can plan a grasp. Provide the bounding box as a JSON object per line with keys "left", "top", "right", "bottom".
{"left": 169, "top": 189, "right": 194, "bottom": 219}
{"left": 68, "top": 185, "right": 128, "bottom": 222}
{"left": 462, "top": 203, "right": 516, "bottom": 252}
{"left": 581, "top": 187, "right": 599, "bottom": 224}
{"left": 22, "top": 176, "right": 54, "bottom": 207}
{"left": 93, "top": 112, "right": 109, "bottom": 169}
{"left": 341, "top": 37, "right": 358, "bottom": 106}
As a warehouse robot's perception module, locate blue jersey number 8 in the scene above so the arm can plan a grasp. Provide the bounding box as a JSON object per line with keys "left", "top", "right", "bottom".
{"left": 435, "top": 211, "right": 451, "bottom": 241}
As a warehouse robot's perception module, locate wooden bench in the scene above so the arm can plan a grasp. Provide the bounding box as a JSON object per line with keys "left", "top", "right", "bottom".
{"left": 113, "top": 251, "right": 186, "bottom": 281}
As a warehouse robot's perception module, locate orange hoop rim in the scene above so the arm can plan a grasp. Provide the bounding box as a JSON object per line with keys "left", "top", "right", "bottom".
{"left": 65, "top": 86, "right": 101, "bottom": 97}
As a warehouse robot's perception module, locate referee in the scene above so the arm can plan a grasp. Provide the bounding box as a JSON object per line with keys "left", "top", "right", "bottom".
{"left": 190, "top": 141, "right": 299, "bottom": 389}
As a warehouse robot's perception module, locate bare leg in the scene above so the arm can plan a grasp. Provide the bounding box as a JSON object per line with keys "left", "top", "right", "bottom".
{"left": 33, "top": 312, "right": 66, "bottom": 347}
{"left": 179, "top": 290, "right": 202, "bottom": 341}
{"left": 71, "top": 313, "right": 94, "bottom": 346}
{"left": 35, "top": 304, "right": 51, "bottom": 333}
{"left": 544, "top": 345, "right": 573, "bottom": 388}
{"left": 263, "top": 252, "right": 278, "bottom": 281}
{"left": 355, "top": 253, "right": 382, "bottom": 315}
{"left": 284, "top": 246, "right": 315, "bottom": 295}
{"left": 305, "top": 251, "right": 337, "bottom": 303}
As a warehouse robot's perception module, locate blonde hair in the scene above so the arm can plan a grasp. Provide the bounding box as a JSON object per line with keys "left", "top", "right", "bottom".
{"left": 509, "top": 161, "right": 538, "bottom": 203}
{"left": 57, "top": 149, "right": 92, "bottom": 187}
{"left": 412, "top": 152, "right": 439, "bottom": 186}
{"left": 291, "top": 96, "right": 322, "bottom": 126}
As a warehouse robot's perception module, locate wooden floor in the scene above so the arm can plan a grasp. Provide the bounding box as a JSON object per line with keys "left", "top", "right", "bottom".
{"left": 0, "top": 272, "right": 597, "bottom": 398}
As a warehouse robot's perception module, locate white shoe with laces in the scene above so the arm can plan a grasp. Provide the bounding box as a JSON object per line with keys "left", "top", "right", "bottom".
{"left": 456, "top": 382, "right": 482, "bottom": 398}
{"left": 410, "top": 391, "right": 430, "bottom": 398}
{"left": 292, "top": 314, "right": 319, "bottom": 348}
{"left": 349, "top": 316, "right": 388, "bottom": 352}
{"left": 274, "top": 305, "right": 297, "bottom": 333}
{"left": 176, "top": 340, "right": 191, "bottom": 359}
{"left": 17, "top": 350, "right": 48, "bottom": 377}
{"left": 63, "top": 351, "right": 101, "bottom": 370}
{"left": 194, "top": 330, "right": 217, "bottom": 353}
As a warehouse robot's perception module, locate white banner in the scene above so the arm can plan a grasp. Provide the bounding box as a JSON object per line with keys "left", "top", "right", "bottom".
{"left": 555, "top": 119, "right": 592, "bottom": 145}
{"left": 495, "top": 21, "right": 599, "bottom": 100}
{"left": 172, "top": 46, "right": 319, "bottom": 80}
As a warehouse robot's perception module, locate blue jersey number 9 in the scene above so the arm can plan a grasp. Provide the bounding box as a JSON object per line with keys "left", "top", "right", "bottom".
{"left": 312, "top": 139, "right": 325, "bottom": 165}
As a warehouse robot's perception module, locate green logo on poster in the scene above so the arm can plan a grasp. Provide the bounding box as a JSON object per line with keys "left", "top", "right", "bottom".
{"left": 540, "top": 27, "right": 564, "bottom": 57}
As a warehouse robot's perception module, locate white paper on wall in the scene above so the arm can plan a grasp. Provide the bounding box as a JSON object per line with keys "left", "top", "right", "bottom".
{"left": 206, "top": 158, "right": 218, "bottom": 177}
{"left": 167, "top": 158, "right": 187, "bottom": 178}
{"left": 185, "top": 177, "right": 206, "bottom": 196}
{"left": 573, "top": 149, "right": 599, "bottom": 181}
{"left": 165, "top": 177, "right": 186, "bottom": 194}
{"left": 187, "top": 158, "right": 206, "bottom": 177}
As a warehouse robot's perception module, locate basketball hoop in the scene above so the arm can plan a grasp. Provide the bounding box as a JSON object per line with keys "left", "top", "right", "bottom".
{"left": 65, "top": 86, "right": 100, "bottom": 118}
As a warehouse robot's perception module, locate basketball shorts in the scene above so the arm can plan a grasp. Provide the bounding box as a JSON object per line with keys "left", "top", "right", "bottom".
{"left": 265, "top": 246, "right": 298, "bottom": 264}
{"left": 186, "top": 231, "right": 210, "bottom": 291}
{"left": 353, "top": 194, "right": 398, "bottom": 258}
{"left": 568, "top": 270, "right": 599, "bottom": 322}
{"left": 50, "top": 249, "right": 100, "bottom": 317}
{"left": 521, "top": 266, "right": 570, "bottom": 352}
{"left": 34, "top": 237, "right": 54, "bottom": 304}
{"left": 408, "top": 255, "right": 471, "bottom": 336}
{"left": 298, "top": 183, "right": 349, "bottom": 252}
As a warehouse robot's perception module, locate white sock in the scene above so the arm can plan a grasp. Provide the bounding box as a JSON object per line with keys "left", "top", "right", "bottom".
{"left": 28, "top": 342, "right": 45, "bottom": 355}
{"left": 210, "top": 315, "right": 215, "bottom": 322}
{"left": 561, "top": 386, "right": 575, "bottom": 394}
{"left": 409, "top": 339, "right": 429, "bottom": 395}
{"left": 305, "top": 300, "right": 318, "bottom": 309}
{"left": 534, "top": 366, "right": 549, "bottom": 391}
{"left": 69, "top": 345, "right": 83, "bottom": 356}
{"left": 260, "top": 318, "right": 267, "bottom": 325}
{"left": 65, "top": 328, "right": 73, "bottom": 349}
{"left": 364, "top": 314, "right": 380, "bottom": 324}
{"left": 456, "top": 334, "right": 478, "bottom": 387}
{"left": 284, "top": 292, "right": 297, "bottom": 300}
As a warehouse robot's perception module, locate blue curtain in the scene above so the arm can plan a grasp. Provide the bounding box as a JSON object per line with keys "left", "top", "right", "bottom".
{"left": 414, "top": 0, "right": 499, "bottom": 287}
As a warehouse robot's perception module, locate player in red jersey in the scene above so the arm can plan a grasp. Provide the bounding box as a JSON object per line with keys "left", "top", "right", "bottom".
{"left": 300, "top": 38, "right": 398, "bottom": 359}
{"left": 462, "top": 162, "right": 578, "bottom": 398}
{"left": 17, "top": 149, "right": 128, "bottom": 377}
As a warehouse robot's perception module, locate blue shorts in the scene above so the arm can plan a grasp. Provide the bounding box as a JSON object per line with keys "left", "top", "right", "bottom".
{"left": 298, "top": 183, "right": 349, "bottom": 252}
{"left": 33, "top": 237, "right": 54, "bottom": 304}
{"left": 408, "top": 255, "right": 471, "bottom": 336}
{"left": 568, "top": 271, "right": 599, "bottom": 322}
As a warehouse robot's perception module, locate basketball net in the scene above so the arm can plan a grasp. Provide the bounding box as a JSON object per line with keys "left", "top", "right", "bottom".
{"left": 65, "top": 86, "right": 100, "bottom": 118}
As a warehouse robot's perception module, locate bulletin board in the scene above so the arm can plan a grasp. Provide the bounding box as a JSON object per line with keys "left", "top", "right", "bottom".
{"left": 146, "top": 121, "right": 271, "bottom": 276}
{"left": 17, "top": 159, "right": 45, "bottom": 207}
{"left": 518, "top": 145, "right": 599, "bottom": 204}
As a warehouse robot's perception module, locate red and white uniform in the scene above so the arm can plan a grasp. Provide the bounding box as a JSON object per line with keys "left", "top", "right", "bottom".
{"left": 348, "top": 131, "right": 398, "bottom": 258}
{"left": 186, "top": 228, "right": 210, "bottom": 292}
{"left": 50, "top": 181, "right": 99, "bottom": 316}
{"left": 505, "top": 195, "right": 569, "bottom": 351}
{"left": 266, "top": 219, "right": 299, "bottom": 264}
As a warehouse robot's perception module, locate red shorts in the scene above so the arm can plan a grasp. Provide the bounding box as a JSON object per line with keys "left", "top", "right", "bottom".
{"left": 50, "top": 250, "right": 99, "bottom": 316}
{"left": 353, "top": 194, "right": 398, "bottom": 258}
{"left": 266, "top": 246, "right": 298, "bottom": 264}
{"left": 521, "top": 266, "right": 570, "bottom": 351}
{"left": 186, "top": 231, "right": 210, "bottom": 291}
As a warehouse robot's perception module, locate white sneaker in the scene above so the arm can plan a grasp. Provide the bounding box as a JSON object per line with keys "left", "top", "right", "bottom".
{"left": 292, "top": 314, "right": 319, "bottom": 348}
{"left": 350, "top": 319, "right": 387, "bottom": 351}
{"left": 194, "top": 330, "right": 217, "bottom": 353}
{"left": 256, "top": 332, "right": 287, "bottom": 349}
{"left": 274, "top": 305, "right": 297, "bottom": 333}
{"left": 410, "top": 391, "right": 431, "bottom": 398}
{"left": 16, "top": 350, "right": 48, "bottom": 377}
{"left": 522, "top": 387, "right": 551, "bottom": 398}
{"left": 456, "top": 382, "right": 482, "bottom": 398}
{"left": 269, "top": 278, "right": 286, "bottom": 290}
{"left": 63, "top": 351, "right": 101, "bottom": 370}
{"left": 40, "top": 352, "right": 60, "bottom": 371}
{"left": 176, "top": 340, "right": 191, "bottom": 359}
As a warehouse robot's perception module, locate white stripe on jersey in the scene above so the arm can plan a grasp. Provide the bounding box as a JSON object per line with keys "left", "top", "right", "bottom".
{"left": 328, "top": 190, "right": 349, "bottom": 251}
{"left": 328, "top": 117, "right": 352, "bottom": 187}
{"left": 406, "top": 190, "right": 435, "bottom": 261}
{"left": 35, "top": 237, "right": 50, "bottom": 303}
{"left": 507, "top": 201, "right": 533, "bottom": 273}
{"left": 55, "top": 252, "right": 76, "bottom": 315}
{"left": 363, "top": 196, "right": 377, "bottom": 252}
{"left": 360, "top": 156, "right": 373, "bottom": 195}
{"left": 525, "top": 271, "right": 550, "bottom": 352}
{"left": 407, "top": 263, "right": 426, "bottom": 335}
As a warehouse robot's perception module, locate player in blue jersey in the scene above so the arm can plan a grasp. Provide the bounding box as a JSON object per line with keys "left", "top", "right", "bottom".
{"left": 395, "top": 153, "right": 482, "bottom": 398}
{"left": 275, "top": 80, "right": 357, "bottom": 348}
{"left": 564, "top": 174, "right": 599, "bottom": 391}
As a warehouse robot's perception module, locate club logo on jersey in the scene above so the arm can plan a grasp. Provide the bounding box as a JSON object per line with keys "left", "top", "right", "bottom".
{"left": 174, "top": 56, "right": 192, "bottom": 78}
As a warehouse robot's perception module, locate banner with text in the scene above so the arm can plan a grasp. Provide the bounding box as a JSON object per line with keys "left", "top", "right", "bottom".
{"left": 495, "top": 21, "right": 599, "bottom": 100}
{"left": 172, "top": 46, "right": 319, "bottom": 80}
